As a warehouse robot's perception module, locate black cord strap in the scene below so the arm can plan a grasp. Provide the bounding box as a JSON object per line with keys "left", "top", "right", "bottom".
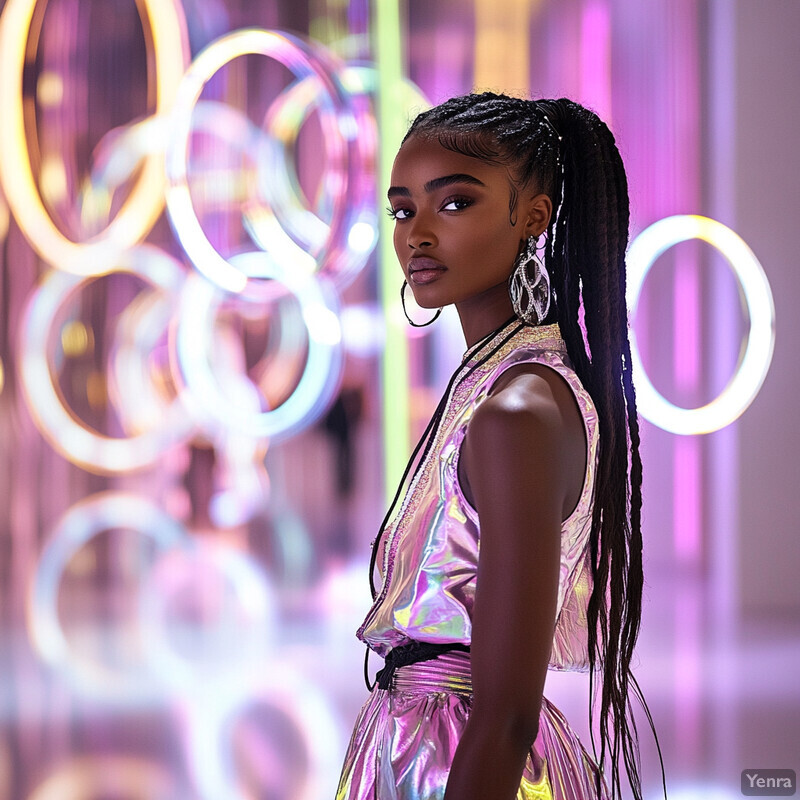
{"left": 369, "top": 315, "right": 522, "bottom": 599}
{"left": 364, "top": 315, "right": 524, "bottom": 690}
{"left": 375, "top": 642, "right": 471, "bottom": 690}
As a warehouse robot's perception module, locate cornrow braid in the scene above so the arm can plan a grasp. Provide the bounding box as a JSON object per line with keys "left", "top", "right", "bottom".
{"left": 405, "top": 93, "right": 662, "bottom": 800}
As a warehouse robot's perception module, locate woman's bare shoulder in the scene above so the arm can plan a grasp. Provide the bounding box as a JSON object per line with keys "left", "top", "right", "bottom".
{"left": 463, "top": 362, "right": 586, "bottom": 518}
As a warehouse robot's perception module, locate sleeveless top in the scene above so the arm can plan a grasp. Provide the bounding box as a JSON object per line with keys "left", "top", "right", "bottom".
{"left": 357, "top": 322, "right": 599, "bottom": 672}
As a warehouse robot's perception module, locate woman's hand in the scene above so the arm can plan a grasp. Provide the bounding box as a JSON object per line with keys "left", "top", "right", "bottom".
{"left": 443, "top": 363, "right": 586, "bottom": 800}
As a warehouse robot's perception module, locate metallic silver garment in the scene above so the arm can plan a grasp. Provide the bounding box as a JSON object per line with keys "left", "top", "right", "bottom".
{"left": 337, "top": 323, "right": 607, "bottom": 799}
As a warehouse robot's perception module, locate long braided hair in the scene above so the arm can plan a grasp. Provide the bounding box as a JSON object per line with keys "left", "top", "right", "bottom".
{"left": 404, "top": 93, "right": 653, "bottom": 800}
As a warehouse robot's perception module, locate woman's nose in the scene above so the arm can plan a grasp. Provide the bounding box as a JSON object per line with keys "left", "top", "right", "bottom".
{"left": 407, "top": 213, "right": 437, "bottom": 250}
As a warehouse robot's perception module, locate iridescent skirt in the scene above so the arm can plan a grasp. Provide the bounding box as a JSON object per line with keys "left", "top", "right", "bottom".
{"left": 335, "top": 651, "right": 609, "bottom": 800}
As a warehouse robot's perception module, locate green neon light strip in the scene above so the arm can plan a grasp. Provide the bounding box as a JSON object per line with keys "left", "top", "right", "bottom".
{"left": 373, "top": 0, "right": 410, "bottom": 506}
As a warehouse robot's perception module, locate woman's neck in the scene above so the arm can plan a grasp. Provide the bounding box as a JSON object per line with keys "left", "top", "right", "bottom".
{"left": 455, "top": 283, "right": 517, "bottom": 347}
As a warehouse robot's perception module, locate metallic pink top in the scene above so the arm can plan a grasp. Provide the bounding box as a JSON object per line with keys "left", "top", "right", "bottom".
{"left": 357, "top": 322, "right": 599, "bottom": 672}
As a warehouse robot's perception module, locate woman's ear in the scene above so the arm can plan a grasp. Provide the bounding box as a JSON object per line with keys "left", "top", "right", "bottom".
{"left": 523, "top": 193, "right": 553, "bottom": 238}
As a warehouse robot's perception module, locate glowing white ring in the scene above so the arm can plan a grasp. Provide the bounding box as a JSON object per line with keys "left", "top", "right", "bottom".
{"left": 626, "top": 215, "right": 775, "bottom": 435}
{"left": 0, "top": 0, "right": 188, "bottom": 273}
{"left": 19, "top": 245, "right": 192, "bottom": 473}
{"left": 185, "top": 666, "right": 341, "bottom": 800}
{"left": 245, "top": 67, "right": 379, "bottom": 279}
{"left": 26, "top": 492, "right": 189, "bottom": 701}
{"left": 176, "top": 251, "right": 343, "bottom": 441}
{"left": 165, "top": 28, "right": 360, "bottom": 295}
{"left": 245, "top": 67, "right": 427, "bottom": 287}
{"left": 138, "top": 539, "right": 275, "bottom": 691}
{"left": 108, "top": 289, "right": 179, "bottom": 438}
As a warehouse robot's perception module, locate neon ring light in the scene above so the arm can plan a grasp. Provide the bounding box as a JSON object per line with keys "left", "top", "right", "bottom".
{"left": 138, "top": 539, "right": 275, "bottom": 692}
{"left": 175, "top": 250, "right": 343, "bottom": 441}
{"left": 0, "top": 0, "right": 187, "bottom": 273}
{"left": 19, "top": 245, "right": 192, "bottom": 473}
{"left": 245, "top": 66, "right": 378, "bottom": 284}
{"left": 26, "top": 492, "right": 189, "bottom": 700}
{"left": 185, "top": 665, "right": 342, "bottom": 800}
{"left": 165, "top": 28, "right": 363, "bottom": 295}
{"left": 626, "top": 214, "right": 775, "bottom": 435}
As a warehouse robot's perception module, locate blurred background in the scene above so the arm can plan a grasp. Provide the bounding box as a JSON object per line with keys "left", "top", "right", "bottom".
{"left": 0, "top": 0, "right": 797, "bottom": 798}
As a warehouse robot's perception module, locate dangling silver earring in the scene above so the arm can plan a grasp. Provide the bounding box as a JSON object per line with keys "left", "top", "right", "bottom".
{"left": 508, "top": 235, "right": 551, "bottom": 325}
{"left": 401, "top": 280, "right": 442, "bottom": 327}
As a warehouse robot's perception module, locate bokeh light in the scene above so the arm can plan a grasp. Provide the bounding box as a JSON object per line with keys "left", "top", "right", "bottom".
{"left": 0, "top": 2, "right": 793, "bottom": 799}
{"left": 627, "top": 215, "right": 776, "bottom": 435}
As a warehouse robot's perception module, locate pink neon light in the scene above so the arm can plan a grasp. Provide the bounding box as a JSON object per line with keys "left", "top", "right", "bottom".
{"left": 579, "top": 0, "right": 611, "bottom": 122}
{"left": 674, "top": 435, "right": 701, "bottom": 562}
{"left": 670, "top": 2, "right": 702, "bottom": 566}
{"left": 674, "top": 251, "right": 700, "bottom": 392}
{"left": 674, "top": 586, "right": 702, "bottom": 765}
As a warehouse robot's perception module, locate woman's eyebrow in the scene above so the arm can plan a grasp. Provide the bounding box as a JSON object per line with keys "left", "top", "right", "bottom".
{"left": 387, "top": 173, "right": 486, "bottom": 199}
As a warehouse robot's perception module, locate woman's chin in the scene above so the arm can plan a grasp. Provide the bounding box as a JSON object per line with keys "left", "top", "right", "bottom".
{"left": 416, "top": 297, "right": 446, "bottom": 310}
{"left": 407, "top": 285, "right": 447, "bottom": 309}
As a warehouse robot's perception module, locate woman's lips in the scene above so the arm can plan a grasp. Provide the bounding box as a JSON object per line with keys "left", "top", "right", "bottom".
{"left": 408, "top": 257, "right": 447, "bottom": 285}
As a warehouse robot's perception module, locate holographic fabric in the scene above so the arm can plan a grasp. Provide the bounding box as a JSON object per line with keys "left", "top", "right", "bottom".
{"left": 337, "top": 322, "right": 608, "bottom": 800}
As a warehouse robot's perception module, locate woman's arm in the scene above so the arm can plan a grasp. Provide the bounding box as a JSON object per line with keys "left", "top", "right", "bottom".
{"left": 443, "top": 364, "right": 586, "bottom": 800}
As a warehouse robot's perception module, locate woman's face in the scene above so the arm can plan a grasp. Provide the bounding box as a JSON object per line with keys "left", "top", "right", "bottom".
{"left": 388, "top": 134, "right": 532, "bottom": 312}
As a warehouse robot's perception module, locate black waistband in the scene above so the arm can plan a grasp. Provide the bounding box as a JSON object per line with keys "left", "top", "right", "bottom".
{"left": 375, "top": 641, "right": 471, "bottom": 690}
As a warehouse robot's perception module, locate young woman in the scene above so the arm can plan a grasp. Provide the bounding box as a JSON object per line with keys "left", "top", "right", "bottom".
{"left": 336, "top": 92, "right": 660, "bottom": 800}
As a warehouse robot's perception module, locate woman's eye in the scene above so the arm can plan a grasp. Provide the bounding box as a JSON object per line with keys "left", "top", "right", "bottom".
{"left": 441, "top": 197, "right": 473, "bottom": 212}
{"left": 387, "top": 206, "right": 412, "bottom": 220}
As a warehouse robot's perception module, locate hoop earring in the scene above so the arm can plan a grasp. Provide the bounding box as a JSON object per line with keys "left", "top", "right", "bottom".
{"left": 401, "top": 280, "right": 442, "bottom": 327}
{"left": 508, "top": 235, "right": 551, "bottom": 325}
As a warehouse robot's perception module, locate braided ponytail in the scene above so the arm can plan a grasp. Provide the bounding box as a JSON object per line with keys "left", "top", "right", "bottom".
{"left": 405, "top": 93, "right": 658, "bottom": 800}
{"left": 542, "top": 98, "right": 647, "bottom": 800}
